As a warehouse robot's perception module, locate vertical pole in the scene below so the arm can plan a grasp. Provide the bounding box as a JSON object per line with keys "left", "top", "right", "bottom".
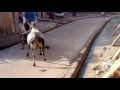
{"left": 41, "top": 12, "right": 43, "bottom": 18}
{"left": 111, "top": 34, "right": 120, "bottom": 46}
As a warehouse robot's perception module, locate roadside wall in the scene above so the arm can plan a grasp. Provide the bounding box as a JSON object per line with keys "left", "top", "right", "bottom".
{"left": 0, "top": 12, "right": 19, "bottom": 38}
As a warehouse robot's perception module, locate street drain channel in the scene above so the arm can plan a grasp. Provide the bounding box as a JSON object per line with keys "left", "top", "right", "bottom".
{"left": 77, "top": 31, "right": 100, "bottom": 78}
{"left": 76, "top": 18, "right": 112, "bottom": 78}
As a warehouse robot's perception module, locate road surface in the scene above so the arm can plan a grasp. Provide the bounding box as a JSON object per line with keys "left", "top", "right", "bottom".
{"left": 0, "top": 17, "right": 110, "bottom": 78}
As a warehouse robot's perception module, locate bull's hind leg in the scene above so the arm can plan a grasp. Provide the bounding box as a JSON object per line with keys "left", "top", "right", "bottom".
{"left": 42, "top": 47, "right": 46, "bottom": 61}
{"left": 41, "top": 39, "right": 46, "bottom": 61}
{"left": 32, "top": 49, "right": 36, "bottom": 66}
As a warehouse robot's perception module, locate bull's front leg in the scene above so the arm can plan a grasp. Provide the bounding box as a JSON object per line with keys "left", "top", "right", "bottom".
{"left": 21, "top": 37, "right": 25, "bottom": 50}
{"left": 42, "top": 47, "right": 46, "bottom": 61}
{"left": 32, "top": 49, "right": 36, "bottom": 66}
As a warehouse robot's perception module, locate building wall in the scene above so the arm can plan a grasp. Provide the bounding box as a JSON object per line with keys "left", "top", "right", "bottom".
{"left": 0, "top": 12, "right": 18, "bottom": 38}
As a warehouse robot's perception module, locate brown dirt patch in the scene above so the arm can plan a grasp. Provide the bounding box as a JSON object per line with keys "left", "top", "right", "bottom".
{"left": 82, "top": 17, "right": 120, "bottom": 78}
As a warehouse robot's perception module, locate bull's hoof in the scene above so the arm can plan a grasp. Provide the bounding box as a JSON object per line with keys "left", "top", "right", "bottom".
{"left": 26, "top": 53, "right": 29, "bottom": 57}
{"left": 33, "top": 63, "right": 36, "bottom": 66}
{"left": 40, "top": 53, "right": 42, "bottom": 55}
{"left": 44, "top": 59, "right": 46, "bottom": 61}
{"left": 46, "top": 46, "right": 50, "bottom": 49}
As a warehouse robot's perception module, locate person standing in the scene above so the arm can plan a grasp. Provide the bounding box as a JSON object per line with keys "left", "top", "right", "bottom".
{"left": 48, "top": 12, "right": 55, "bottom": 20}
{"left": 24, "top": 12, "right": 37, "bottom": 31}
{"left": 18, "top": 13, "right": 25, "bottom": 33}
{"left": 21, "top": 12, "right": 37, "bottom": 43}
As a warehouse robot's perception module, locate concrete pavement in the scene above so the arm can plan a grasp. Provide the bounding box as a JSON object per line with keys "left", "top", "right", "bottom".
{"left": 0, "top": 17, "right": 111, "bottom": 78}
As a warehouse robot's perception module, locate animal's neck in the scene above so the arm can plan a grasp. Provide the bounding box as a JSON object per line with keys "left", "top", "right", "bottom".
{"left": 30, "top": 27, "right": 36, "bottom": 32}
{"left": 30, "top": 26, "right": 34, "bottom": 29}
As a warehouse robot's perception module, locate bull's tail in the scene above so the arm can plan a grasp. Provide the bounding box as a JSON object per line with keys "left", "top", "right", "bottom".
{"left": 44, "top": 45, "right": 50, "bottom": 49}
{"left": 36, "top": 36, "right": 50, "bottom": 49}
{"left": 40, "top": 38, "right": 50, "bottom": 49}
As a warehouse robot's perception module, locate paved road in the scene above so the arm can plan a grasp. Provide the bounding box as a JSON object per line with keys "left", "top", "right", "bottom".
{"left": 0, "top": 17, "right": 110, "bottom": 78}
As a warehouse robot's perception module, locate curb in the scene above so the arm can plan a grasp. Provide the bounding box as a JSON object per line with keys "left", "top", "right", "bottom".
{"left": 64, "top": 18, "right": 111, "bottom": 78}
{"left": 39, "top": 17, "right": 83, "bottom": 34}
{"left": 0, "top": 34, "right": 21, "bottom": 51}
{"left": 39, "top": 19, "right": 51, "bottom": 22}
{"left": 0, "top": 40, "right": 21, "bottom": 51}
